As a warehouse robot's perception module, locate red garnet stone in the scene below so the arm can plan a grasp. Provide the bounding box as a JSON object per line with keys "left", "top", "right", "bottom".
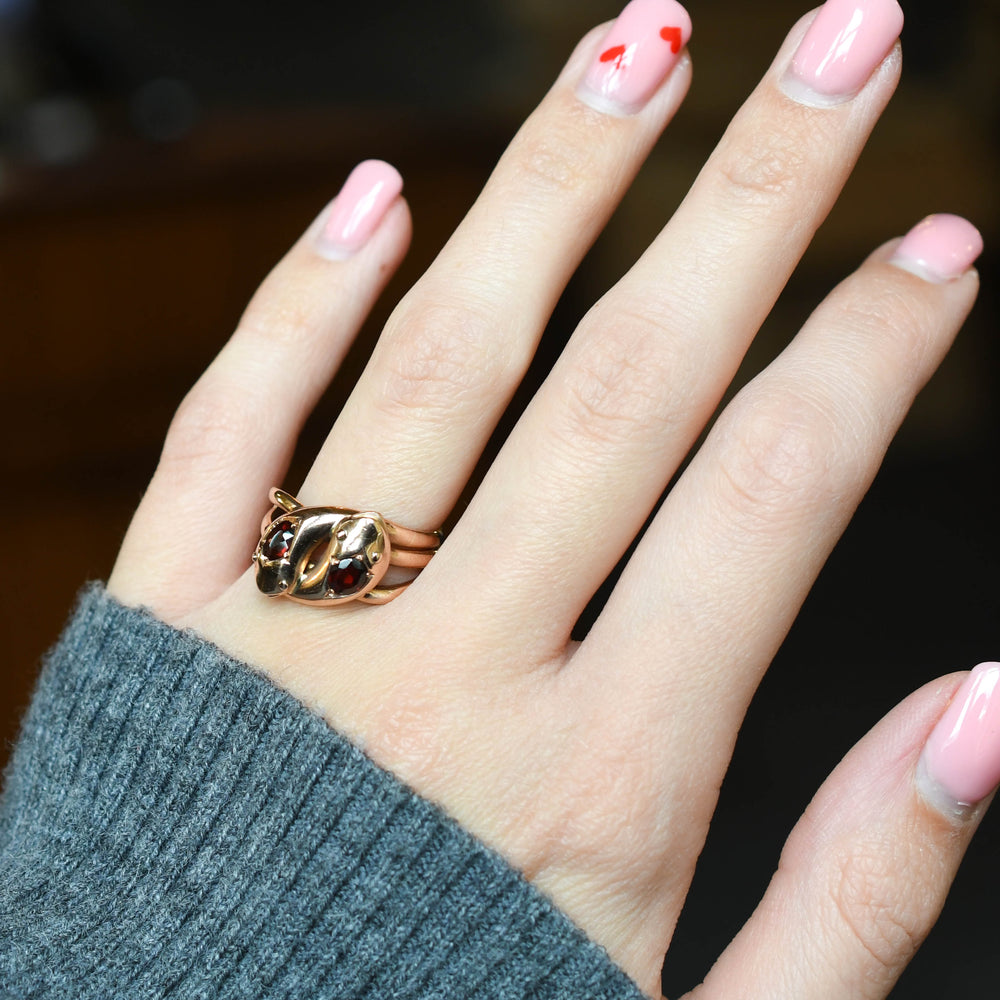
{"left": 262, "top": 521, "right": 295, "bottom": 561}
{"left": 326, "top": 557, "right": 368, "bottom": 597}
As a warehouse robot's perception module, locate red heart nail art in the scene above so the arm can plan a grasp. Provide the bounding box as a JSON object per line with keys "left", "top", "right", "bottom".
{"left": 660, "top": 26, "right": 682, "bottom": 53}
{"left": 581, "top": 7, "right": 689, "bottom": 112}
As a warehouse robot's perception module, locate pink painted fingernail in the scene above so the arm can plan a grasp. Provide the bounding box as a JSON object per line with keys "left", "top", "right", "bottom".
{"left": 889, "top": 214, "right": 984, "bottom": 283}
{"left": 577, "top": 0, "right": 692, "bottom": 116}
{"left": 782, "top": 0, "right": 904, "bottom": 107}
{"left": 920, "top": 663, "right": 1000, "bottom": 816}
{"left": 317, "top": 159, "right": 403, "bottom": 258}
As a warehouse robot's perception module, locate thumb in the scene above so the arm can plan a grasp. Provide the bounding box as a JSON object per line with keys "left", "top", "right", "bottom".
{"left": 684, "top": 664, "right": 1000, "bottom": 1000}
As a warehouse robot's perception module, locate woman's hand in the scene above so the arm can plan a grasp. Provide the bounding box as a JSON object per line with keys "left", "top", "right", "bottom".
{"left": 107, "top": 0, "right": 986, "bottom": 996}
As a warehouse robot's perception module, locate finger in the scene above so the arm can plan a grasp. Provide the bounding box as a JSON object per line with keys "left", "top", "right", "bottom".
{"left": 300, "top": 0, "right": 694, "bottom": 524}
{"left": 580, "top": 217, "right": 981, "bottom": 810}
{"left": 684, "top": 666, "right": 1000, "bottom": 1000}
{"left": 108, "top": 162, "right": 410, "bottom": 620}
{"left": 434, "top": 1, "right": 905, "bottom": 645}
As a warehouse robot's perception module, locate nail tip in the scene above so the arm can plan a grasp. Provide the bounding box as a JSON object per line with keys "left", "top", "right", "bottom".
{"left": 316, "top": 158, "right": 404, "bottom": 258}
{"left": 890, "top": 0, "right": 905, "bottom": 31}
{"left": 349, "top": 159, "right": 405, "bottom": 200}
{"left": 889, "top": 213, "right": 984, "bottom": 281}
{"left": 785, "top": 0, "right": 904, "bottom": 104}
{"left": 582, "top": 0, "right": 692, "bottom": 115}
{"left": 971, "top": 660, "right": 1000, "bottom": 679}
{"left": 921, "top": 663, "right": 1000, "bottom": 815}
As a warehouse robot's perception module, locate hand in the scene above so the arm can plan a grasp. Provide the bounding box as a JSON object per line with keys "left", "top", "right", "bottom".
{"left": 107, "top": 0, "right": 986, "bottom": 996}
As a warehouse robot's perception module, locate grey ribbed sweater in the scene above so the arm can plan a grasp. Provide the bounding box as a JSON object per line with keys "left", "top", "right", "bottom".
{"left": 0, "top": 586, "right": 647, "bottom": 999}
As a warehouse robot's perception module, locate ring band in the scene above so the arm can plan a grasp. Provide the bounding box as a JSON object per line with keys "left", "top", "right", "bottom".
{"left": 253, "top": 488, "right": 443, "bottom": 606}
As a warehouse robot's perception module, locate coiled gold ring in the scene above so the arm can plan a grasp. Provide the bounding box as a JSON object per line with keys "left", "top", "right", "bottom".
{"left": 253, "top": 489, "right": 443, "bottom": 606}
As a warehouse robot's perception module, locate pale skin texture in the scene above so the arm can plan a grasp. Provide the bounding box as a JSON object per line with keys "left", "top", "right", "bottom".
{"left": 108, "top": 8, "right": 984, "bottom": 1000}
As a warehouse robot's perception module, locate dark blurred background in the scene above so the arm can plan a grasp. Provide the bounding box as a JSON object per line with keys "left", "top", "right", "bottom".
{"left": 1, "top": 0, "right": 996, "bottom": 995}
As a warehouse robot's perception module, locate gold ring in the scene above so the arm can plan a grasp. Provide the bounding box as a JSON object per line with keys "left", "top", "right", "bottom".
{"left": 253, "top": 488, "right": 443, "bottom": 606}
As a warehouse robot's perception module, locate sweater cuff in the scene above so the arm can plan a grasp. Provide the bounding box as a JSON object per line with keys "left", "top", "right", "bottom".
{"left": 0, "top": 585, "right": 647, "bottom": 1000}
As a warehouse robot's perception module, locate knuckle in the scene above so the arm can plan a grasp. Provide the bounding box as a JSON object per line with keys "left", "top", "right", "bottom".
{"left": 238, "top": 299, "right": 315, "bottom": 350}
{"left": 375, "top": 298, "right": 509, "bottom": 417}
{"left": 834, "top": 282, "right": 937, "bottom": 378}
{"left": 713, "top": 122, "right": 810, "bottom": 209}
{"left": 237, "top": 265, "right": 337, "bottom": 350}
{"left": 160, "top": 379, "right": 259, "bottom": 475}
{"left": 827, "top": 844, "right": 931, "bottom": 980}
{"left": 508, "top": 114, "right": 603, "bottom": 201}
{"left": 717, "top": 385, "right": 851, "bottom": 516}
{"left": 556, "top": 315, "right": 680, "bottom": 448}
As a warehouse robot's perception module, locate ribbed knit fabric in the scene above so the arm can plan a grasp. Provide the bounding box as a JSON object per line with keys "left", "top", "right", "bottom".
{"left": 0, "top": 586, "right": 647, "bottom": 999}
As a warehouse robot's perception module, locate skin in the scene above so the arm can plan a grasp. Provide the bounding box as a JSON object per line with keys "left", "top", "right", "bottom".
{"left": 108, "top": 9, "right": 983, "bottom": 1000}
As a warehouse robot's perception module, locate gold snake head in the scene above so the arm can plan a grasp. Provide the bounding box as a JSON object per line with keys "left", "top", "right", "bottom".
{"left": 253, "top": 494, "right": 388, "bottom": 604}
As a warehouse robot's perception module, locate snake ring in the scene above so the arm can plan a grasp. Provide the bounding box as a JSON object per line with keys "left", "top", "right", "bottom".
{"left": 253, "top": 488, "right": 443, "bottom": 606}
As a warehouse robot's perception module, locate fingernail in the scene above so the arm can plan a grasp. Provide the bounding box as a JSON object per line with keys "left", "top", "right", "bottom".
{"left": 577, "top": 0, "right": 692, "bottom": 116}
{"left": 782, "top": 0, "right": 904, "bottom": 107}
{"left": 317, "top": 159, "right": 403, "bottom": 258}
{"left": 889, "top": 214, "right": 984, "bottom": 283}
{"left": 919, "top": 663, "right": 1000, "bottom": 817}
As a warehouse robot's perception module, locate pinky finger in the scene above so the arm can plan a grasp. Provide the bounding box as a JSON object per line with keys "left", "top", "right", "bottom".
{"left": 108, "top": 161, "right": 410, "bottom": 620}
{"left": 685, "top": 664, "right": 1000, "bottom": 1000}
